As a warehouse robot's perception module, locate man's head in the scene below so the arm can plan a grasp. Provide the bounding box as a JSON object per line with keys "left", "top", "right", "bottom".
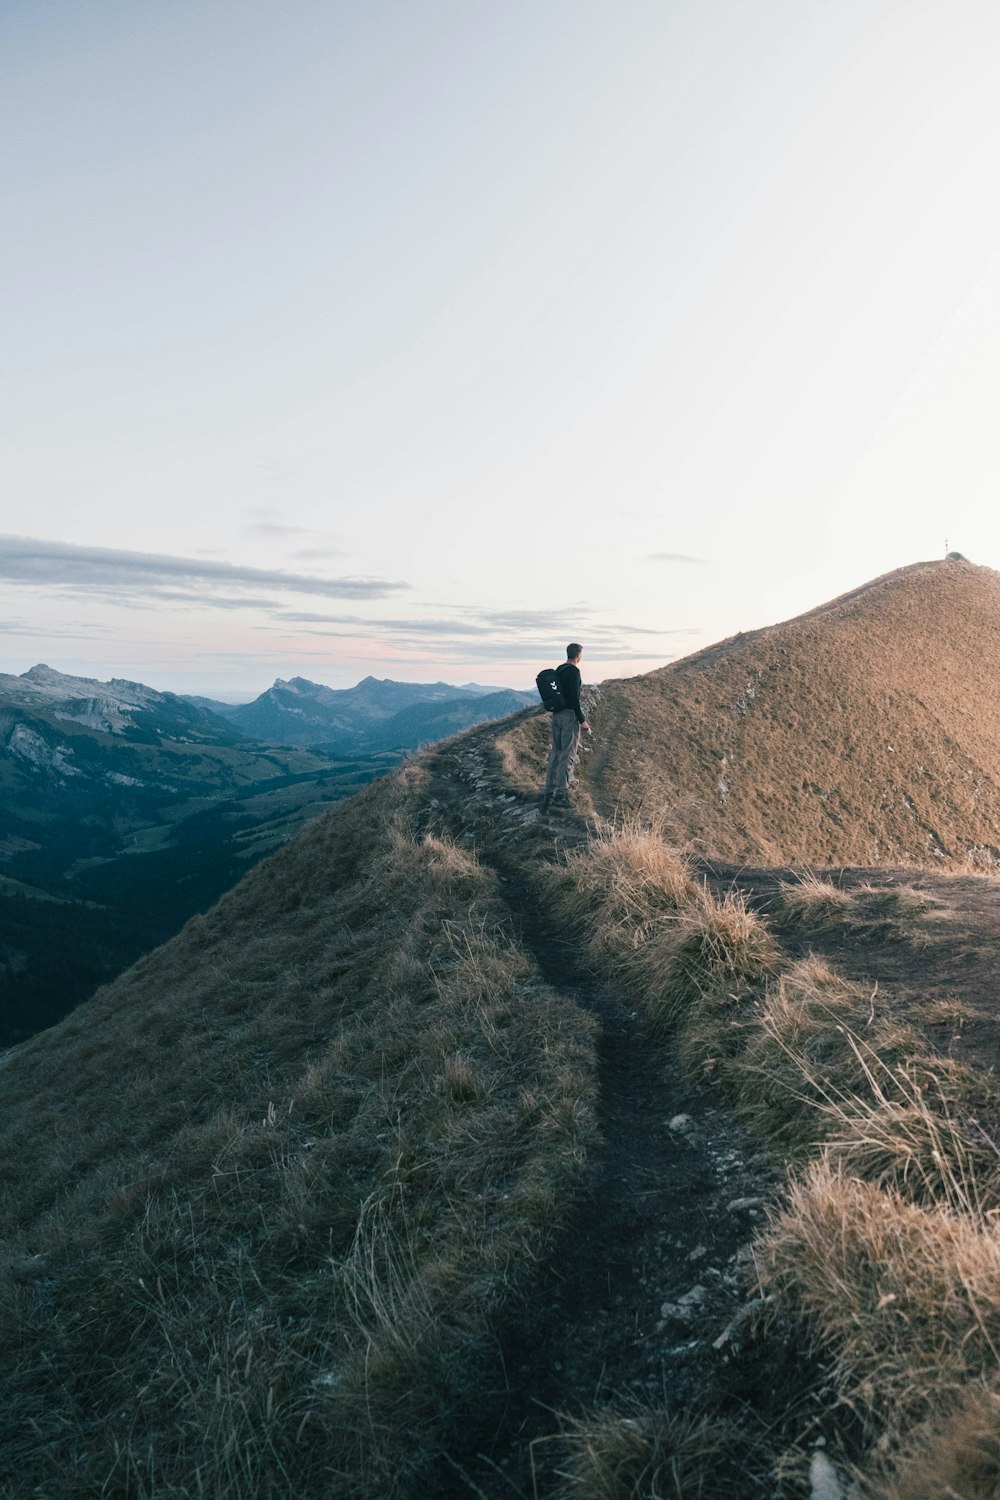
{"left": 566, "top": 643, "right": 582, "bottom": 664}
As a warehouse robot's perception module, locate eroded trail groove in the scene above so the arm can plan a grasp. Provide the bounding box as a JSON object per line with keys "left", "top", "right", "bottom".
{"left": 420, "top": 737, "right": 800, "bottom": 1497}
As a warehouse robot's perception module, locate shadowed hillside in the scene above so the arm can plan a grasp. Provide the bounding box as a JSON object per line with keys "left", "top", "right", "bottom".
{"left": 10, "top": 562, "right": 1000, "bottom": 1497}
{"left": 0, "top": 665, "right": 402, "bottom": 1043}
{"left": 0, "top": 760, "right": 599, "bottom": 1498}
{"left": 515, "top": 557, "right": 1000, "bottom": 868}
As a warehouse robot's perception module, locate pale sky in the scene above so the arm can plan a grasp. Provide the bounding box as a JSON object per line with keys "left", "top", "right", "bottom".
{"left": 4, "top": 0, "right": 1000, "bottom": 693}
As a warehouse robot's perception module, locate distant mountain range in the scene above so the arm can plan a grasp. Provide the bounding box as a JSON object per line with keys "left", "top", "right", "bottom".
{"left": 190, "top": 674, "right": 535, "bottom": 751}
{"left": 0, "top": 665, "right": 536, "bottom": 1043}
{"left": 2, "top": 662, "right": 247, "bottom": 744}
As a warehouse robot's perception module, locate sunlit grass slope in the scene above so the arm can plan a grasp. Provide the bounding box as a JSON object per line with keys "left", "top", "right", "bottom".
{"left": 507, "top": 557, "right": 1000, "bottom": 866}
{"left": 0, "top": 761, "right": 597, "bottom": 1498}
{"left": 541, "top": 818, "right": 1000, "bottom": 1495}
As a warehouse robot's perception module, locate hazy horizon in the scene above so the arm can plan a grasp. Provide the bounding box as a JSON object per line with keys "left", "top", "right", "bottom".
{"left": 1, "top": 657, "right": 538, "bottom": 701}
{"left": 6, "top": 2, "right": 1000, "bottom": 692}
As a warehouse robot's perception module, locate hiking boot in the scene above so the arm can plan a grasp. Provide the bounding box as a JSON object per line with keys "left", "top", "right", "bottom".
{"left": 549, "top": 794, "right": 572, "bottom": 810}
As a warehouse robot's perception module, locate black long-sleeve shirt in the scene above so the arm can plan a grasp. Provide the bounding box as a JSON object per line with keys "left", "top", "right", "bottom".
{"left": 554, "top": 661, "right": 585, "bottom": 724}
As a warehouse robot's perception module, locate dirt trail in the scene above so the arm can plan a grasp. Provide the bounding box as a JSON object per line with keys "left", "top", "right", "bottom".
{"left": 420, "top": 735, "right": 798, "bottom": 1497}
{"left": 404, "top": 648, "right": 1000, "bottom": 1494}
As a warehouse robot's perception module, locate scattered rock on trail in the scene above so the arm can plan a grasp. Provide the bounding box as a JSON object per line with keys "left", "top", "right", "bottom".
{"left": 712, "top": 1293, "right": 775, "bottom": 1351}
{"left": 809, "top": 1447, "right": 848, "bottom": 1500}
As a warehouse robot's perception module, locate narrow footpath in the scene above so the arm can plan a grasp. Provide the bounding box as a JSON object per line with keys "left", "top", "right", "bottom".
{"left": 419, "top": 733, "right": 811, "bottom": 1498}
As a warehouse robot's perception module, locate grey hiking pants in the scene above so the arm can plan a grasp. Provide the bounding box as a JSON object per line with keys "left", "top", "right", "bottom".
{"left": 544, "top": 709, "right": 581, "bottom": 798}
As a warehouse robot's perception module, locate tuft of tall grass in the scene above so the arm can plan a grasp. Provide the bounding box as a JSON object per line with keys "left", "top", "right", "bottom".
{"left": 729, "top": 954, "right": 1000, "bottom": 1204}
{"left": 819, "top": 1056, "right": 1000, "bottom": 1211}
{"left": 777, "top": 872, "right": 854, "bottom": 928}
{"left": 778, "top": 874, "right": 937, "bottom": 945}
{"left": 542, "top": 819, "right": 781, "bottom": 1037}
{"left": 628, "top": 886, "right": 784, "bottom": 1035}
{"left": 732, "top": 957, "right": 925, "bottom": 1150}
{"left": 763, "top": 1160, "right": 1000, "bottom": 1436}
{"left": 735, "top": 934, "right": 1000, "bottom": 1495}
{"left": 868, "top": 1385, "right": 1000, "bottom": 1500}
{"left": 544, "top": 816, "right": 698, "bottom": 970}
{"left": 552, "top": 1405, "right": 760, "bottom": 1499}
{"left": 852, "top": 882, "right": 933, "bottom": 919}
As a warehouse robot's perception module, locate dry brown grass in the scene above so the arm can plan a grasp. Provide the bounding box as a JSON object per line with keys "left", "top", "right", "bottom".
{"left": 852, "top": 881, "right": 933, "bottom": 918}
{"left": 542, "top": 821, "right": 781, "bottom": 1038}
{"left": 908, "top": 994, "right": 981, "bottom": 1030}
{"left": 817, "top": 1057, "right": 1000, "bottom": 1210}
{"left": 0, "top": 763, "right": 599, "bottom": 1498}
{"left": 543, "top": 815, "right": 698, "bottom": 967}
{"left": 538, "top": 817, "right": 1000, "bottom": 1498}
{"left": 495, "top": 709, "right": 551, "bottom": 790}
{"left": 752, "top": 1026, "right": 1000, "bottom": 1495}
{"left": 777, "top": 876, "right": 938, "bottom": 947}
{"left": 777, "top": 872, "right": 855, "bottom": 927}
{"left": 764, "top": 1161, "right": 1000, "bottom": 1435}
{"left": 573, "top": 560, "right": 1000, "bottom": 870}
{"left": 722, "top": 954, "right": 1000, "bottom": 1205}
{"left": 629, "top": 885, "right": 784, "bottom": 1034}
{"left": 728, "top": 957, "right": 920, "bottom": 1145}
{"left": 868, "top": 1386, "right": 1000, "bottom": 1499}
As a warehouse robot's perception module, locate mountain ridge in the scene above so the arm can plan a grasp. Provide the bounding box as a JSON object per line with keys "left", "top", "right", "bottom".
{"left": 0, "top": 663, "right": 245, "bottom": 743}
{"left": 9, "top": 558, "right": 1000, "bottom": 1494}
{"left": 203, "top": 672, "right": 535, "bottom": 749}
{"left": 505, "top": 554, "right": 1000, "bottom": 868}
{"left": 0, "top": 667, "right": 402, "bottom": 1042}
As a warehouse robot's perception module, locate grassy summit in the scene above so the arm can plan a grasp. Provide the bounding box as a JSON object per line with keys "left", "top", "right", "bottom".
{"left": 575, "top": 557, "right": 1000, "bottom": 866}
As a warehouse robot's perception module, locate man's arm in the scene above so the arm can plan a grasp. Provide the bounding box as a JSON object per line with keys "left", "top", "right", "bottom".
{"left": 573, "top": 667, "right": 592, "bottom": 733}
{"left": 559, "top": 664, "right": 589, "bottom": 728}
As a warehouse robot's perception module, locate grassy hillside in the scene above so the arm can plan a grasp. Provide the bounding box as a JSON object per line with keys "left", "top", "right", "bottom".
{"left": 526, "top": 817, "right": 1000, "bottom": 1497}
{"left": 0, "top": 760, "right": 597, "bottom": 1498}
{"left": 10, "top": 560, "right": 1000, "bottom": 1496}
{"left": 0, "top": 747, "right": 401, "bottom": 1045}
{"left": 506, "top": 557, "right": 1000, "bottom": 867}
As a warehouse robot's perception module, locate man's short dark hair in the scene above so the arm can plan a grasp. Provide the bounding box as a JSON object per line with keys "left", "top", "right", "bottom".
{"left": 566, "top": 642, "right": 582, "bottom": 660}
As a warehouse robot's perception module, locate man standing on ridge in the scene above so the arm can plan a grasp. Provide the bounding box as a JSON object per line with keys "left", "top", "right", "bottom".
{"left": 541, "top": 643, "right": 591, "bottom": 813}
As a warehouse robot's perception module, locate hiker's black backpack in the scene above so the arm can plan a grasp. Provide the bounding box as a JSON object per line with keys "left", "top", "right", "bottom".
{"left": 535, "top": 666, "right": 565, "bottom": 712}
